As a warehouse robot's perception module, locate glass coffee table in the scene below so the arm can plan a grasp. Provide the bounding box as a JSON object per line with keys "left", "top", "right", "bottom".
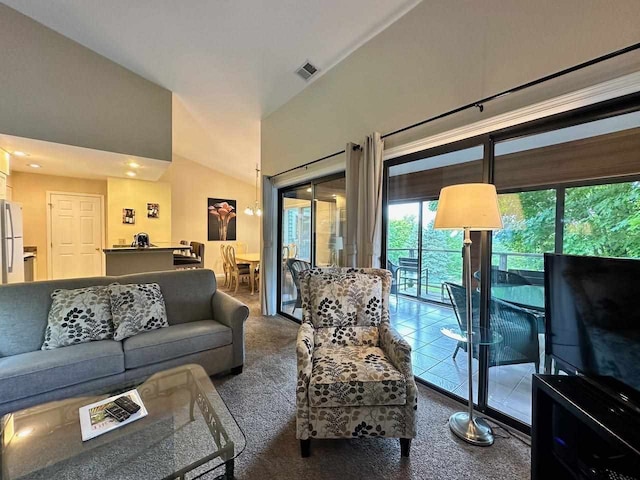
{"left": 0, "top": 364, "right": 245, "bottom": 480}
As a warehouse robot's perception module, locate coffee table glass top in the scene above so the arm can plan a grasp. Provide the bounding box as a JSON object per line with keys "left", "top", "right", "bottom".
{"left": 1, "top": 364, "right": 245, "bottom": 480}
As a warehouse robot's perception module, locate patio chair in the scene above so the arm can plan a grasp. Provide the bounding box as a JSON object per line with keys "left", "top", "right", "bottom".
{"left": 444, "top": 282, "right": 540, "bottom": 372}
{"left": 387, "top": 259, "right": 399, "bottom": 308}
{"left": 397, "top": 257, "right": 428, "bottom": 294}
{"left": 473, "top": 266, "right": 531, "bottom": 286}
{"left": 296, "top": 267, "right": 417, "bottom": 457}
{"left": 287, "top": 259, "right": 311, "bottom": 314}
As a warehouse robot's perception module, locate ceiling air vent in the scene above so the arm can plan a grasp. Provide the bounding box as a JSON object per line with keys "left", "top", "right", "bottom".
{"left": 295, "top": 61, "right": 319, "bottom": 81}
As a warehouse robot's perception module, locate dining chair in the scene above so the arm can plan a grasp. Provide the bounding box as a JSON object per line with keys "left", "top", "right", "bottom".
{"left": 227, "top": 245, "right": 251, "bottom": 293}
{"left": 220, "top": 244, "right": 230, "bottom": 286}
{"left": 174, "top": 242, "right": 205, "bottom": 269}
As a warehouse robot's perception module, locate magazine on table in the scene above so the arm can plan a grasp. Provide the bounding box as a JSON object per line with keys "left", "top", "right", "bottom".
{"left": 79, "top": 389, "right": 147, "bottom": 441}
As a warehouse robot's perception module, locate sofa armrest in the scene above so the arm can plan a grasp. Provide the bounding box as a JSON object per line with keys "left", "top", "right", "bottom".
{"left": 211, "top": 290, "right": 250, "bottom": 368}
{"left": 296, "top": 322, "right": 314, "bottom": 439}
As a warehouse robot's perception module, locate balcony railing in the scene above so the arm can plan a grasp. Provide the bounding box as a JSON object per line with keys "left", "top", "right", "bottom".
{"left": 387, "top": 247, "right": 544, "bottom": 301}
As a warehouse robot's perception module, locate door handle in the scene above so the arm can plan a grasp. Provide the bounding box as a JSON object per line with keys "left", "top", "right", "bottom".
{"left": 95, "top": 248, "right": 100, "bottom": 251}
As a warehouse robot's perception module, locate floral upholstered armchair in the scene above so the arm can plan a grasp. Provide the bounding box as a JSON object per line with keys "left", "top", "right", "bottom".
{"left": 296, "top": 267, "right": 417, "bottom": 457}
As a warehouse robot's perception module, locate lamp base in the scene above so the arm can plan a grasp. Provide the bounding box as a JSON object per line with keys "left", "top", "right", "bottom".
{"left": 448, "top": 412, "right": 494, "bottom": 446}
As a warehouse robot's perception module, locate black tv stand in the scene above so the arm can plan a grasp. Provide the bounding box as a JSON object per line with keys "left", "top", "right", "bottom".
{"left": 532, "top": 375, "right": 640, "bottom": 479}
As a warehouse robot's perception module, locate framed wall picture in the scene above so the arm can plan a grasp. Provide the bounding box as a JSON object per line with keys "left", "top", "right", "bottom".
{"left": 147, "top": 203, "right": 159, "bottom": 218}
{"left": 208, "top": 198, "right": 237, "bottom": 241}
{"left": 123, "top": 208, "right": 136, "bottom": 224}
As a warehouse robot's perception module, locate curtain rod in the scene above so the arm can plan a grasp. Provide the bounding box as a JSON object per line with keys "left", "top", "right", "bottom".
{"left": 268, "top": 41, "right": 640, "bottom": 179}
{"left": 267, "top": 145, "right": 360, "bottom": 179}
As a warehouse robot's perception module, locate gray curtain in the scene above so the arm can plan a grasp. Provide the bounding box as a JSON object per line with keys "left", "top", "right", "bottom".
{"left": 261, "top": 175, "right": 277, "bottom": 315}
{"left": 346, "top": 132, "right": 384, "bottom": 268}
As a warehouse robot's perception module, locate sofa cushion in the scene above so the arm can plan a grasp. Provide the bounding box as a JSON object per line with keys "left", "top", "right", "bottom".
{"left": 109, "top": 283, "right": 169, "bottom": 341}
{"left": 116, "top": 270, "right": 217, "bottom": 326}
{"left": 0, "top": 276, "right": 113, "bottom": 357}
{"left": 123, "top": 320, "right": 232, "bottom": 369}
{"left": 0, "top": 340, "right": 124, "bottom": 404}
{"left": 309, "top": 346, "right": 406, "bottom": 408}
{"left": 42, "top": 285, "right": 115, "bottom": 350}
{"left": 308, "top": 273, "right": 383, "bottom": 328}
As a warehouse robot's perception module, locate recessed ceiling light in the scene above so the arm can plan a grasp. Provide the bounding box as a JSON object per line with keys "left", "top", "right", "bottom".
{"left": 13, "top": 151, "right": 28, "bottom": 157}
{"left": 127, "top": 161, "right": 140, "bottom": 168}
{"left": 27, "top": 163, "right": 41, "bottom": 168}
{"left": 125, "top": 171, "right": 137, "bottom": 177}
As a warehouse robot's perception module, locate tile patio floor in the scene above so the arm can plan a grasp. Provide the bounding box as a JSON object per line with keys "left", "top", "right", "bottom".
{"left": 389, "top": 295, "right": 537, "bottom": 425}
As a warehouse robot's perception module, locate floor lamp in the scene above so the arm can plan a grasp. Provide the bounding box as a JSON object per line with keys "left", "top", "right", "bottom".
{"left": 434, "top": 183, "right": 503, "bottom": 446}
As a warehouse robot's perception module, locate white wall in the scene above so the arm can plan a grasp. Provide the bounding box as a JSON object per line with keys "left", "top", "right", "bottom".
{"left": 262, "top": 0, "right": 640, "bottom": 175}
{"left": 0, "top": 4, "right": 172, "bottom": 162}
{"left": 161, "top": 155, "right": 261, "bottom": 275}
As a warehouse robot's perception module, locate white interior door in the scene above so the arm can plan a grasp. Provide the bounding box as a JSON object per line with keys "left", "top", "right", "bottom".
{"left": 50, "top": 193, "right": 103, "bottom": 279}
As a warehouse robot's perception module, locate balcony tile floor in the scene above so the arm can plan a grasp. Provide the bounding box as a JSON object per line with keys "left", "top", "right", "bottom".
{"left": 390, "top": 295, "right": 535, "bottom": 425}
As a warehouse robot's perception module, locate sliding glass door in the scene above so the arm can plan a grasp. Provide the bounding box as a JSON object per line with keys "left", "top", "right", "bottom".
{"left": 385, "top": 143, "right": 483, "bottom": 395}
{"left": 488, "top": 109, "right": 640, "bottom": 425}
{"left": 278, "top": 174, "right": 346, "bottom": 320}
{"left": 383, "top": 97, "right": 640, "bottom": 433}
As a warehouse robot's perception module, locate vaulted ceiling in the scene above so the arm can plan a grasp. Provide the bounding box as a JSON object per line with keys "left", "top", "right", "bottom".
{"left": 4, "top": 0, "right": 420, "bottom": 182}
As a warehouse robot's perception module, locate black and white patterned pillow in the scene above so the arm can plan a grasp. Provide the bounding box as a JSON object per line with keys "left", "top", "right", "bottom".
{"left": 42, "top": 286, "right": 115, "bottom": 350}
{"left": 108, "top": 283, "right": 169, "bottom": 341}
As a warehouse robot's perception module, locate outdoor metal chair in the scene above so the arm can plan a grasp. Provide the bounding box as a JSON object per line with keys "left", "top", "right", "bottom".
{"left": 444, "top": 282, "right": 540, "bottom": 372}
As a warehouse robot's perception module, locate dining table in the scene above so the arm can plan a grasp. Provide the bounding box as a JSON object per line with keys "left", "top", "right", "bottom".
{"left": 235, "top": 252, "right": 260, "bottom": 294}
{"left": 491, "top": 284, "right": 545, "bottom": 313}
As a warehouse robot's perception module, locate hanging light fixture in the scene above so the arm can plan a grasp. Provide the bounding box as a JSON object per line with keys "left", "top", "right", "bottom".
{"left": 244, "top": 164, "right": 262, "bottom": 216}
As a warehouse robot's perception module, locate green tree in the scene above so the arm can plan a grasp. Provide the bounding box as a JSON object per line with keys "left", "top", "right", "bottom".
{"left": 563, "top": 182, "right": 640, "bottom": 257}
{"left": 387, "top": 214, "right": 418, "bottom": 264}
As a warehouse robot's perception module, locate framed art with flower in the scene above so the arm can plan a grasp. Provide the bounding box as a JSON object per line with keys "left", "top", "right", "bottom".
{"left": 208, "top": 198, "right": 237, "bottom": 241}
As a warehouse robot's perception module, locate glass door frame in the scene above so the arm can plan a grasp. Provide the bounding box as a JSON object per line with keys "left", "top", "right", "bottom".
{"left": 276, "top": 172, "right": 346, "bottom": 323}
{"left": 382, "top": 91, "right": 640, "bottom": 434}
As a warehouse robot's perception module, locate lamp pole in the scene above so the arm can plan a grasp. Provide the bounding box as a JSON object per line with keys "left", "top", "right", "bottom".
{"left": 448, "top": 226, "right": 494, "bottom": 446}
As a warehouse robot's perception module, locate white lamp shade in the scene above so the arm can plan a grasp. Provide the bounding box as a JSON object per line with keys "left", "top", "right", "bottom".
{"left": 434, "top": 183, "right": 503, "bottom": 230}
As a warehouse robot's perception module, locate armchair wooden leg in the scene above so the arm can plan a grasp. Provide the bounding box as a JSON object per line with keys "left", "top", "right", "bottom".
{"left": 300, "top": 439, "right": 311, "bottom": 457}
{"left": 400, "top": 438, "right": 411, "bottom": 457}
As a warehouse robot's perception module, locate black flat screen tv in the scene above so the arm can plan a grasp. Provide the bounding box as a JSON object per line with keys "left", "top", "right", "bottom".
{"left": 544, "top": 253, "right": 640, "bottom": 399}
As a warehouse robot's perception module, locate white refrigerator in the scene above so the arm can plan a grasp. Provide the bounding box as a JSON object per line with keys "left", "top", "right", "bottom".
{"left": 0, "top": 200, "right": 24, "bottom": 284}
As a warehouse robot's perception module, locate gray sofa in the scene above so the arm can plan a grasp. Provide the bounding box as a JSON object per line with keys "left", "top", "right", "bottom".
{"left": 0, "top": 269, "right": 249, "bottom": 416}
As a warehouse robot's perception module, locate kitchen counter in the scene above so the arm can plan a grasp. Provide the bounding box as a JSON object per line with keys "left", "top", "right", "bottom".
{"left": 104, "top": 245, "right": 188, "bottom": 276}
{"left": 103, "top": 245, "right": 188, "bottom": 253}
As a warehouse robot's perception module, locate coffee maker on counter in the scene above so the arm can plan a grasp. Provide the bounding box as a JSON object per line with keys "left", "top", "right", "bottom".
{"left": 132, "top": 232, "right": 150, "bottom": 248}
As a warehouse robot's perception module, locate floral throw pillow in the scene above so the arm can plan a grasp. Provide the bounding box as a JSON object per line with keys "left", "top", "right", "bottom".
{"left": 42, "top": 286, "right": 115, "bottom": 350}
{"left": 108, "top": 283, "right": 169, "bottom": 341}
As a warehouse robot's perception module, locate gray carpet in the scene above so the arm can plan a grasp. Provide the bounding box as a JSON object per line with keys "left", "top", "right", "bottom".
{"left": 210, "top": 291, "right": 531, "bottom": 479}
